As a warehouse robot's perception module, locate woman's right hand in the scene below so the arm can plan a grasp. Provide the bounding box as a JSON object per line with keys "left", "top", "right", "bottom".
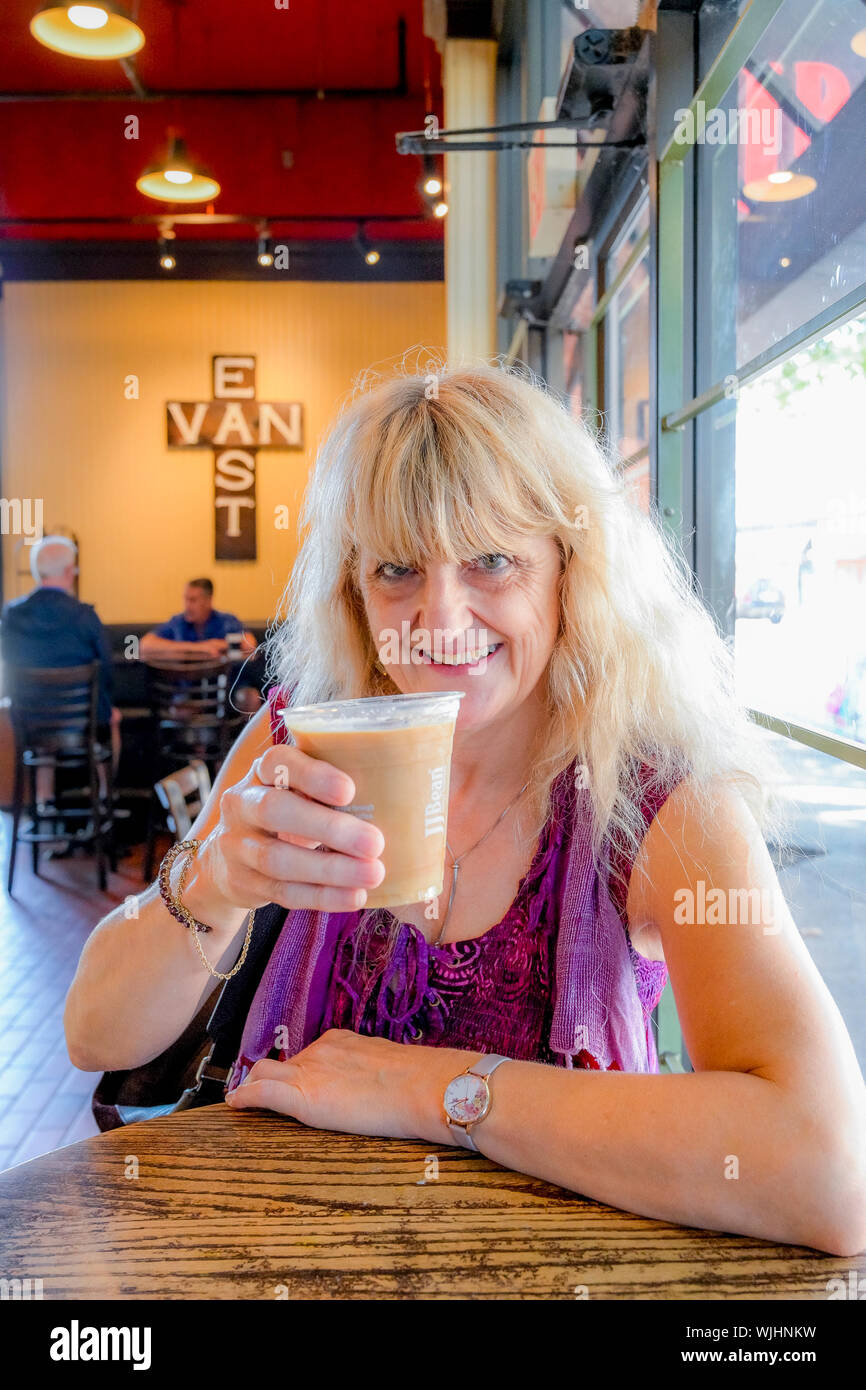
{"left": 194, "top": 744, "right": 386, "bottom": 915}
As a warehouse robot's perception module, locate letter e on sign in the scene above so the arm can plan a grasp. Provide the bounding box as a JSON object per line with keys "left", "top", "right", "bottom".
{"left": 213, "top": 355, "right": 256, "bottom": 399}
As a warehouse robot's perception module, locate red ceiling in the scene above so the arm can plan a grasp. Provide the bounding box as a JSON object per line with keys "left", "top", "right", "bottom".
{"left": 0, "top": 0, "right": 444, "bottom": 244}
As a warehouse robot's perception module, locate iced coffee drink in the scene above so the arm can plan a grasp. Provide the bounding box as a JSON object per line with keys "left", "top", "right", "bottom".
{"left": 283, "top": 691, "right": 463, "bottom": 909}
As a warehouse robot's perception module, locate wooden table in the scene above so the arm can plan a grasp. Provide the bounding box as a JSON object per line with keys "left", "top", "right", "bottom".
{"left": 0, "top": 1105, "right": 858, "bottom": 1300}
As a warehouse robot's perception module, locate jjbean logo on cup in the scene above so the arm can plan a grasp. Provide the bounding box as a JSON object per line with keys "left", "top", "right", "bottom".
{"left": 424, "top": 766, "right": 447, "bottom": 838}
{"left": 283, "top": 692, "right": 464, "bottom": 909}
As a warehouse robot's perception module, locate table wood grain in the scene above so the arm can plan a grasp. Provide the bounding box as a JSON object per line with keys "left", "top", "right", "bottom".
{"left": 0, "top": 1104, "right": 859, "bottom": 1300}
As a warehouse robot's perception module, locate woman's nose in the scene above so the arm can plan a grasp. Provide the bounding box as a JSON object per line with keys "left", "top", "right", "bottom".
{"left": 412, "top": 568, "right": 475, "bottom": 633}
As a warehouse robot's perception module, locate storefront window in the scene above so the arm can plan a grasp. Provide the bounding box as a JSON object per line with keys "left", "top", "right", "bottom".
{"left": 603, "top": 199, "right": 650, "bottom": 462}
{"left": 698, "top": 0, "right": 866, "bottom": 384}
{"left": 757, "top": 725, "right": 866, "bottom": 1075}
{"left": 608, "top": 195, "right": 649, "bottom": 284}
{"left": 623, "top": 455, "right": 650, "bottom": 514}
{"left": 562, "top": 330, "right": 583, "bottom": 418}
{"left": 734, "top": 311, "right": 866, "bottom": 744}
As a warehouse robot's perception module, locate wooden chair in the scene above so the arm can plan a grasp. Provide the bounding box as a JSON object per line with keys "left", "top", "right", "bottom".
{"left": 146, "top": 657, "right": 244, "bottom": 776}
{"left": 143, "top": 760, "right": 212, "bottom": 882}
{"left": 5, "top": 662, "right": 116, "bottom": 893}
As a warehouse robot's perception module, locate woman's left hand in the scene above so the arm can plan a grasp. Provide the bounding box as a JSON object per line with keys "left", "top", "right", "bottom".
{"left": 225, "top": 1028, "right": 475, "bottom": 1145}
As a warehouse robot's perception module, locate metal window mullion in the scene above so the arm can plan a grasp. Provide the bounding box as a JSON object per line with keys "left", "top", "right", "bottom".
{"left": 619, "top": 444, "right": 650, "bottom": 470}
{"left": 590, "top": 227, "right": 650, "bottom": 329}
{"left": 659, "top": 0, "right": 789, "bottom": 167}
{"left": 584, "top": 321, "right": 598, "bottom": 423}
{"left": 748, "top": 710, "right": 866, "bottom": 772}
{"left": 664, "top": 281, "right": 866, "bottom": 430}
{"left": 656, "top": 155, "right": 687, "bottom": 551}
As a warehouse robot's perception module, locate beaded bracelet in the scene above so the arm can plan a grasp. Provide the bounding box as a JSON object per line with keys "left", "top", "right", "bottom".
{"left": 158, "top": 839, "right": 212, "bottom": 932}
{"left": 157, "top": 839, "right": 257, "bottom": 982}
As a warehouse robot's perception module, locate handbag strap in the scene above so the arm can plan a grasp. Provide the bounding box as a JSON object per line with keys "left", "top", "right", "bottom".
{"left": 178, "top": 900, "right": 289, "bottom": 1105}
{"left": 208, "top": 900, "right": 290, "bottom": 1064}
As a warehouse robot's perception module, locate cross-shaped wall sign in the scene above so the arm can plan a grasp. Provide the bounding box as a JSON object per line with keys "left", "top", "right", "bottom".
{"left": 166, "top": 355, "right": 303, "bottom": 561}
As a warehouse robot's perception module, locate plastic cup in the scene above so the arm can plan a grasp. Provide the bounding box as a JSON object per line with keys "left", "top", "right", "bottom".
{"left": 282, "top": 691, "right": 464, "bottom": 909}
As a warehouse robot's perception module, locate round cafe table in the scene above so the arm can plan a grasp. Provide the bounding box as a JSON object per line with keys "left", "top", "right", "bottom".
{"left": 0, "top": 1105, "right": 857, "bottom": 1300}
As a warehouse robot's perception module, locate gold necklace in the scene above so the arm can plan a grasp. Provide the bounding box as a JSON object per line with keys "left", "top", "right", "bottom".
{"left": 432, "top": 780, "right": 530, "bottom": 947}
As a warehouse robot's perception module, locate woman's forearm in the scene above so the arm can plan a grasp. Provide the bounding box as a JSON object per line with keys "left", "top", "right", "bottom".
{"left": 63, "top": 864, "right": 249, "bottom": 1073}
{"left": 415, "top": 1056, "right": 866, "bottom": 1256}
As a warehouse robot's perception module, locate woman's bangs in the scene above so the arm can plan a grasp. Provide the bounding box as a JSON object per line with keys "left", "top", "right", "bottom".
{"left": 348, "top": 427, "right": 549, "bottom": 568}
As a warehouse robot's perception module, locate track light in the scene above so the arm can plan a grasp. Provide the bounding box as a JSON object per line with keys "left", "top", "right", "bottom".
{"left": 137, "top": 135, "right": 220, "bottom": 204}
{"left": 355, "top": 225, "right": 380, "bottom": 266}
{"left": 30, "top": 3, "right": 145, "bottom": 59}
{"left": 421, "top": 155, "right": 442, "bottom": 198}
{"left": 433, "top": 199, "right": 448, "bottom": 218}
{"left": 158, "top": 236, "right": 175, "bottom": 271}
{"left": 257, "top": 229, "right": 274, "bottom": 267}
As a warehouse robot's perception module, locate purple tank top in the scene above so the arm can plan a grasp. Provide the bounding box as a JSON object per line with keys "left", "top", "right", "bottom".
{"left": 229, "top": 687, "right": 672, "bottom": 1080}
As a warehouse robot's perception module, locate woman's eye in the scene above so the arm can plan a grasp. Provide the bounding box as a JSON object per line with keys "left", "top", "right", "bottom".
{"left": 376, "top": 562, "right": 414, "bottom": 580}
{"left": 473, "top": 553, "right": 510, "bottom": 573}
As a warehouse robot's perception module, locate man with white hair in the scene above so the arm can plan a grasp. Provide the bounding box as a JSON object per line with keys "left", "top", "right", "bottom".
{"left": 1, "top": 535, "right": 121, "bottom": 814}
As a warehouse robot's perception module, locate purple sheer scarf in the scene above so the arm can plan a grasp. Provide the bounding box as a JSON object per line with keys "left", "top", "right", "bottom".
{"left": 229, "top": 774, "right": 666, "bottom": 1087}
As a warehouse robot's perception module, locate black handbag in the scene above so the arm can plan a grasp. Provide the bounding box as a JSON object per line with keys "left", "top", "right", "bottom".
{"left": 91, "top": 901, "right": 289, "bottom": 1131}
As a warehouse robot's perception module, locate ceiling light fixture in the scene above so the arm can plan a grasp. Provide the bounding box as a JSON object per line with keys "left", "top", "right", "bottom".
{"left": 742, "top": 171, "right": 817, "bottom": 202}
{"left": 355, "top": 225, "right": 380, "bottom": 266}
{"left": 158, "top": 237, "right": 176, "bottom": 271}
{"left": 433, "top": 199, "right": 448, "bottom": 218}
{"left": 257, "top": 228, "right": 274, "bottom": 267}
{"left": 30, "top": 3, "right": 145, "bottom": 59}
{"left": 421, "top": 155, "right": 442, "bottom": 198}
{"left": 136, "top": 135, "right": 220, "bottom": 204}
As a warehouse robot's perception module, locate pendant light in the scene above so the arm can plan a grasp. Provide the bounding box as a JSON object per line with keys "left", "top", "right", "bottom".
{"left": 136, "top": 136, "right": 221, "bottom": 204}
{"left": 30, "top": 4, "right": 145, "bottom": 60}
{"left": 742, "top": 169, "right": 817, "bottom": 203}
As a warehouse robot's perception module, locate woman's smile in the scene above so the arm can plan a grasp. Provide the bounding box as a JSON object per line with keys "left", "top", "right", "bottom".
{"left": 416, "top": 640, "right": 504, "bottom": 672}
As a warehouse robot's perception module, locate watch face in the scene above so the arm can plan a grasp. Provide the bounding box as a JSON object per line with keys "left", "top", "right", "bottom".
{"left": 444, "top": 1072, "right": 490, "bottom": 1124}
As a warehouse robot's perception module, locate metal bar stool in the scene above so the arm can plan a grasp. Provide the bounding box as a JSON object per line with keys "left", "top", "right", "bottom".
{"left": 6, "top": 661, "right": 116, "bottom": 894}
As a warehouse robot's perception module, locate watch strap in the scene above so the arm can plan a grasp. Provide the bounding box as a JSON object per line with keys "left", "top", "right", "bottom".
{"left": 448, "top": 1054, "right": 511, "bottom": 1150}
{"left": 470, "top": 1053, "right": 510, "bottom": 1081}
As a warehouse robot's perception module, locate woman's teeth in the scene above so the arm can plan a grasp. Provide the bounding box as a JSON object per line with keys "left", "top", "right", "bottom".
{"left": 425, "top": 643, "right": 501, "bottom": 665}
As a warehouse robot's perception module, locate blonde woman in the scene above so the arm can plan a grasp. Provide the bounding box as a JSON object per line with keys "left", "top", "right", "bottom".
{"left": 66, "top": 360, "right": 866, "bottom": 1256}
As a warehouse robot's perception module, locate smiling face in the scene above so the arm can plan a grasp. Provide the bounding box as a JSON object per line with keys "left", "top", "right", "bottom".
{"left": 356, "top": 536, "right": 564, "bottom": 731}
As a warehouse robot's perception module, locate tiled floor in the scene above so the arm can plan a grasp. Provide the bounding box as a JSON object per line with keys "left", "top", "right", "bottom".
{"left": 0, "top": 825, "right": 160, "bottom": 1171}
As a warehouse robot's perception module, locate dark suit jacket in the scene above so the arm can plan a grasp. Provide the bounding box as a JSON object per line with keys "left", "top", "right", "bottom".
{"left": 1, "top": 586, "right": 114, "bottom": 724}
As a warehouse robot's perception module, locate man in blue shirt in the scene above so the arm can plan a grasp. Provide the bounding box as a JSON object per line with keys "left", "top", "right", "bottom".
{"left": 140, "top": 579, "right": 261, "bottom": 711}
{"left": 140, "top": 579, "right": 256, "bottom": 659}
{"left": 1, "top": 535, "right": 121, "bottom": 813}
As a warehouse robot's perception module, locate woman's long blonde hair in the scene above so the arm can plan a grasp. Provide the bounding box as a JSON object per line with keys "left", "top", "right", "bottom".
{"left": 267, "top": 351, "right": 789, "bottom": 905}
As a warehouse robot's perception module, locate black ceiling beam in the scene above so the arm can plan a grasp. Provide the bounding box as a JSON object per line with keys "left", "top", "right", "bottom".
{"left": 0, "top": 213, "right": 434, "bottom": 229}
{"left": 0, "top": 237, "right": 443, "bottom": 283}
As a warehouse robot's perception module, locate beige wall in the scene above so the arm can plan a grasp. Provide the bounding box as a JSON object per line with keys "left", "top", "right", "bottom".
{"left": 0, "top": 280, "right": 445, "bottom": 624}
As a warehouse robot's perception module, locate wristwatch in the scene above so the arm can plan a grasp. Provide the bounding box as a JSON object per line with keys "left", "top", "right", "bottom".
{"left": 443, "top": 1053, "right": 511, "bottom": 1151}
